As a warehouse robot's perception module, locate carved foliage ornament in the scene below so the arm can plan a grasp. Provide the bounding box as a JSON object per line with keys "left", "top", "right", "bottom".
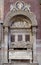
{"left": 16, "top": 1, "right": 24, "bottom": 9}
{"left": 10, "top": 1, "right": 31, "bottom": 12}
{"left": 11, "top": 21, "right": 31, "bottom": 28}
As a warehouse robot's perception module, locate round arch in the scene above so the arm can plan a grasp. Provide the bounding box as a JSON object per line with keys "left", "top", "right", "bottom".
{"left": 3, "top": 10, "right": 37, "bottom": 27}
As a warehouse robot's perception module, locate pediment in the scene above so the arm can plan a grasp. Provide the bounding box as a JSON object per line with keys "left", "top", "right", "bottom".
{"left": 10, "top": 1, "right": 31, "bottom": 12}
{"left": 4, "top": 1, "right": 38, "bottom": 28}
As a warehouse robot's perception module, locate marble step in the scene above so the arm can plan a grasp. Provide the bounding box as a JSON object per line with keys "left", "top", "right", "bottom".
{"left": 3, "top": 63, "right": 39, "bottom": 65}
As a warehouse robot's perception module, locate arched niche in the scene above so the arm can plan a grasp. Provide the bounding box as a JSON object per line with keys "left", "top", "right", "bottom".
{"left": 8, "top": 14, "right": 32, "bottom": 48}
{"left": 10, "top": 15, "right": 32, "bottom": 28}
{"left": 3, "top": 1, "right": 38, "bottom": 63}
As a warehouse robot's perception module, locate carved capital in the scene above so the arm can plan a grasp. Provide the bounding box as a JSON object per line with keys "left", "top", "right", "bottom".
{"left": 4, "top": 27, "right": 9, "bottom": 34}
{"left": 32, "top": 27, "right": 37, "bottom": 34}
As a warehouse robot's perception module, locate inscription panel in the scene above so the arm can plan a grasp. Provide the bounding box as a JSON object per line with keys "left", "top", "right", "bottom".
{"left": 9, "top": 50, "right": 32, "bottom": 60}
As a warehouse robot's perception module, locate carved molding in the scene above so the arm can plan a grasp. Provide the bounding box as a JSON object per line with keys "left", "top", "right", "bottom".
{"left": 32, "top": 27, "right": 37, "bottom": 34}
{"left": 4, "top": 27, "right": 9, "bottom": 34}
{"left": 4, "top": 1, "right": 38, "bottom": 28}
